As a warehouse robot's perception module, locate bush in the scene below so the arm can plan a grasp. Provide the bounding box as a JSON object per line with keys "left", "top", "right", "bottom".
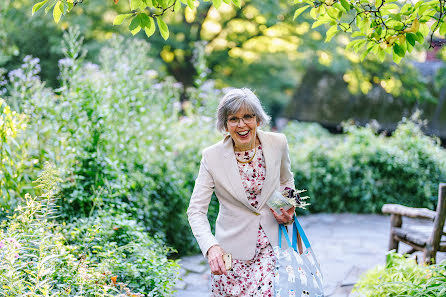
{"left": 0, "top": 163, "right": 154, "bottom": 296}
{"left": 2, "top": 27, "right": 221, "bottom": 256}
{"left": 284, "top": 116, "right": 446, "bottom": 213}
{"left": 64, "top": 209, "right": 180, "bottom": 296}
{"left": 353, "top": 251, "right": 446, "bottom": 296}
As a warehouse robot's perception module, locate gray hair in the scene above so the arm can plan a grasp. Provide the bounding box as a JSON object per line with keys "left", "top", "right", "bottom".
{"left": 216, "top": 88, "right": 271, "bottom": 133}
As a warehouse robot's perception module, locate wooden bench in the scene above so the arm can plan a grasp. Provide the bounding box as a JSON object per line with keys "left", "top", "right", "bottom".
{"left": 382, "top": 183, "right": 446, "bottom": 264}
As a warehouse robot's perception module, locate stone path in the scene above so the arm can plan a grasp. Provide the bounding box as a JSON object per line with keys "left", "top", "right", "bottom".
{"left": 174, "top": 213, "right": 444, "bottom": 297}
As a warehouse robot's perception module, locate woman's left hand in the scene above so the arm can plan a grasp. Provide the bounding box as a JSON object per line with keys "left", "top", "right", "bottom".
{"left": 270, "top": 206, "right": 295, "bottom": 225}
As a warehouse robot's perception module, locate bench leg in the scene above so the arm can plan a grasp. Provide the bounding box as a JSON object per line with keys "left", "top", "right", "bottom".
{"left": 389, "top": 214, "right": 402, "bottom": 252}
{"left": 423, "top": 245, "right": 436, "bottom": 265}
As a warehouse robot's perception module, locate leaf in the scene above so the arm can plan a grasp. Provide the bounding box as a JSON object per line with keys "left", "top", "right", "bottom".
{"left": 129, "top": 15, "right": 141, "bottom": 31}
{"left": 130, "top": 0, "right": 144, "bottom": 10}
{"left": 340, "top": 0, "right": 350, "bottom": 11}
{"left": 440, "top": 20, "right": 446, "bottom": 35}
{"left": 392, "top": 50, "right": 403, "bottom": 64}
{"left": 232, "top": 0, "right": 241, "bottom": 8}
{"left": 156, "top": 17, "right": 169, "bottom": 40}
{"left": 406, "top": 33, "right": 416, "bottom": 46}
{"left": 415, "top": 31, "right": 424, "bottom": 43}
{"left": 144, "top": 17, "right": 156, "bottom": 37}
{"left": 360, "top": 42, "right": 374, "bottom": 61}
{"left": 52, "top": 1, "right": 63, "bottom": 24}
{"left": 377, "top": 47, "right": 386, "bottom": 62}
{"left": 186, "top": 0, "right": 194, "bottom": 9}
{"left": 32, "top": 0, "right": 49, "bottom": 15}
{"left": 293, "top": 5, "right": 310, "bottom": 20}
{"left": 393, "top": 43, "right": 405, "bottom": 57}
{"left": 376, "top": 0, "right": 382, "bottom": 7}
{"left": 213, "top": 0, "right": 222, "bottom": 9}
{"left": 326, "top": 7, "right": 339, "bottom": 20}
{"left": 312, "top": 18, "right": 330, "bottom": 28}
{"left": 113, "top": 14, "right": 132, "bottom": 25}
{"left": 45, "top": 0, "right": 57, "bottom": 14}
{"left": 325, "top": 25, "right": 338, "bottom": 42}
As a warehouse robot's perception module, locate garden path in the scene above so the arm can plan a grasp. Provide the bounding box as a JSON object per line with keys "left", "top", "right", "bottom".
{"left": 174, "top": 213, "right": 445, "bottom": 297}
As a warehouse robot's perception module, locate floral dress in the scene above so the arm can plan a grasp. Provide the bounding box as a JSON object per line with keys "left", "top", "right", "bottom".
{"left": 211, "top": 145, "right": 276, "bottom": 297}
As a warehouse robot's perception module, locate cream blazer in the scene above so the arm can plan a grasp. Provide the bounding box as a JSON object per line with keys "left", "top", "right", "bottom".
{"left": 187, "top": 130, "right": 295, "bottom": 260}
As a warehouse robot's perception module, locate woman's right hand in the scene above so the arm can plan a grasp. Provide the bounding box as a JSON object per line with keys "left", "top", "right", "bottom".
{"left": 206, "top": 245, "right": 227, "bottom": 275}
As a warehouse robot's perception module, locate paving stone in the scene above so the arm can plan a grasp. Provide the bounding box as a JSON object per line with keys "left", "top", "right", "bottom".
{"left": 174, "top": 213, "right": 445, "bottom": 296}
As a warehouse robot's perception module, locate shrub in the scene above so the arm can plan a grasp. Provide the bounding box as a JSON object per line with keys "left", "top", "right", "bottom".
{"left": 0, "top": 163, "right": 148, "bottom": 296}
{"left": 353, "top": 251, "right": 446, "bottom": 296}
{"left": 64, "top": 209, "right": 180, "bottom": 296}
{"left": 284, "top": 116, "right": 446, "bottom": 213}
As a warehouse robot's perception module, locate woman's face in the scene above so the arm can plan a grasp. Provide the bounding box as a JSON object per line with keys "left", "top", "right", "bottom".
{"left": 225, "top": 107, "right": 259, "bottom": 149}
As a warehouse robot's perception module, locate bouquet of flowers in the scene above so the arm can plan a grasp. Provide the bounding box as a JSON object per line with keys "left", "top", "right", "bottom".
{"left": 267, "top": 187, "right": 310, "bottom": 213}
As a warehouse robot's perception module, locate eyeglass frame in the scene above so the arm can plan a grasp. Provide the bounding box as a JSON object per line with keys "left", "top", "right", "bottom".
{"left": 226, "top": 113, "right": 257, "bottom": 127}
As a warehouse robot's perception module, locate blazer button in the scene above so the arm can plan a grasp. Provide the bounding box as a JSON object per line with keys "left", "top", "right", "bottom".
{"left": 253, "top": 212, "right": 260, "bottom": 216}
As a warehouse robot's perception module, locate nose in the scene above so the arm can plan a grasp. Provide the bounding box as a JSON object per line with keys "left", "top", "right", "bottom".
{"left": 237, "top": 118, "right": 247, "bottom": 127}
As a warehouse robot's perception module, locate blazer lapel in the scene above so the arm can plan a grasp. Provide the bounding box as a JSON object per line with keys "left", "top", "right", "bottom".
{"left": 222, "top": 135, "right": 257, "bottom": 210}
{"left": 257, "top": 130, "right": 275, "bottom": 209}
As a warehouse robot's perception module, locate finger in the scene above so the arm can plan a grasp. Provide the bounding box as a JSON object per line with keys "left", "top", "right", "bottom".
{"left": 210, "top": 259, "right": 222, "bottom": 275}
{"left": 280, "top": 208, "right": 292, "bottom": 221}
{"left": 217, "top": 256, "right": 228, "bottom": 275}
{"left": 270, "top": 209, "right": 285, "bottom": 223}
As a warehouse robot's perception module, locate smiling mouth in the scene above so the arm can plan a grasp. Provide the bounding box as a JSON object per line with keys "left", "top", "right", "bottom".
{"left": 237, "top": 131, "right": 249, "bottom": 136}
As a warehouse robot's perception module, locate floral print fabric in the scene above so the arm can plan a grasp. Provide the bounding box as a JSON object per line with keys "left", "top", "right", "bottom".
{"left": 211, "top": 145, "right": 276, "bottom": 296}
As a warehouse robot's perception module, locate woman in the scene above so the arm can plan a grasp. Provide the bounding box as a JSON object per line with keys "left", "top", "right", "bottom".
{"left": 187, "top": 88, "right": 298, "bottom": 296}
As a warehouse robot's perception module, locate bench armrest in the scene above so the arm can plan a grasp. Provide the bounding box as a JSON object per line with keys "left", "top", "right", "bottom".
{"left": 382, "top": 204, "right": 436, "bottom": 221}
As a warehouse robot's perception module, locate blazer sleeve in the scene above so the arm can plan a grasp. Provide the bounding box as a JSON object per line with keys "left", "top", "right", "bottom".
{"left": 279, "top": 134, "right": 295, "bottom": 191}
{"left": 187, "top": 152, "right": 219, "bottom": 257}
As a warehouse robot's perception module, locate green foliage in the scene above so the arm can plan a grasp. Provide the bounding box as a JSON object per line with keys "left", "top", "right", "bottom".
{"left": 3, "top": 26, "right": 221, "bottom": 256}
{"left": 31, "top": 0, "right": 446, "bottom": 62}
{"left": 353, "top": 251, "right": 446, "bottom": 296}
{"left": 0, "top": 98, "right": 30, "bottom": 212}
{"left": 294, "top": 0, "right": 446, "bottom": 63}
{"left": 0, "top": 163, "right": 148, "bottom": 296}
{"left": 64, "top": 210, "right": 180, "bottom": 296}
{"left": 284, "top": 115, "right": 446, "bottom": 213}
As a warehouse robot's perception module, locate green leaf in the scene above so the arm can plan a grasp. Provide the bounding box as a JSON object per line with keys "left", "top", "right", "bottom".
{"left": 440, "top": 20, "right": 446, "bottom": 35}
{"left": 340, "top": 0, "right": 350, "bottom": 11}
{"left": 52, "top": 1, "right": 63, "bottom": 24}
{"left": 406, "top": 33, "right": 416, "bottom": 46}
{"left": 113, "top": 14, "right": 133, "bottom": 25}
{"left": 156, "top": 16, "right": 169, "bottom": 40}
{"left": 377, "top": 47, "right": 386, "bottom": 62}
{"left": 393, "top": 43, "right": 405, "bottom": 57}
{"left": 186, "top": 0, "right": 194, "bottom": 9}
{"left": 325, "top": 25, "right": 338, "bottom": 42}
{"left": 293, "top": 5, "right": 310, "bottom": 20}
{"left": 131, "top": 0, "right": 145, "bottom": 10}
{"left": 392, "top": 50, "right": 403, "bottom": 64}
{"left": 232, "top": 0, "right": 241, "bottom": 8}
{"left": 139, "top": 13, "right": 151, "bottom": 28}
{"left": 360, "top": 42, "right": 374, "bottom": 61}
{"left": 415, "top": 31, "right": 424, "bottom": 44}
{"left": 32, "top": 0, "right": 49, "bottom": 15}
{"left": 174, "top": 0, "right": 182, "bottom": 11}
{"left": 310, "top": 7, "right": 318, "bottom": 19}
{"left": 45, "top": 0, "right": 57, "bottom": 14}
{"left": 326, "top": 7, "right": 339, "bottom": 19}
{"left": 312, "top": 18, "right": 330, "bottom": 28}
{"left": 213, "top": 0, "right": 222, "bottom": 9}
{"left": 144, "top": 17, "right": 156, "bottom": 37}
{"left": 129, "top": 15, "right": 141, "bottom": 31}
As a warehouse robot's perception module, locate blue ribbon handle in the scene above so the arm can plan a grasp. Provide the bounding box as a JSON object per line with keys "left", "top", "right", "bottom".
{"left": 278, "top": 214, "right": 311, "bottom": 251}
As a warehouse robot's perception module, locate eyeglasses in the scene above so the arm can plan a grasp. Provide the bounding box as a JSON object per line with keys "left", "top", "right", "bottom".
{"left": 227, "top": 114, "right": 256, "bottom": 126}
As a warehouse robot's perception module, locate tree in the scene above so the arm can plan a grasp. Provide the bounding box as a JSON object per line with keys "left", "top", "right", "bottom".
{"left": 31, "top": 0, "right": 446, "bottom": 62}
